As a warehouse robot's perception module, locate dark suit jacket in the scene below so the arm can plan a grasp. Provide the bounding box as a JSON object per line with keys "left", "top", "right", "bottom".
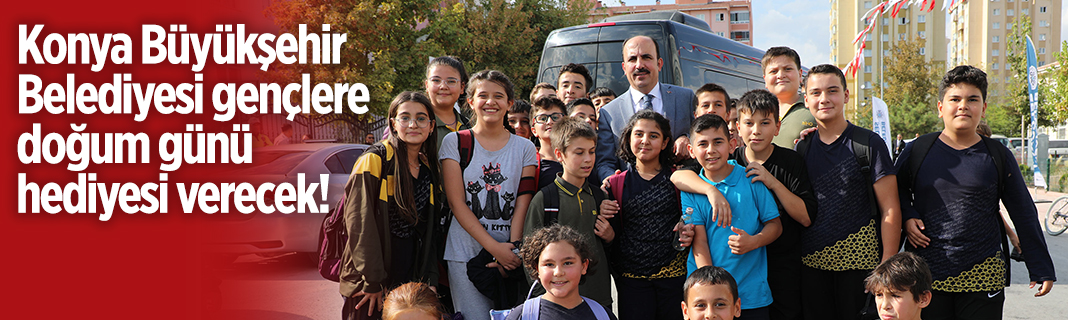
{"left": 595, "top": 83, "right": 695, "bottom": 181}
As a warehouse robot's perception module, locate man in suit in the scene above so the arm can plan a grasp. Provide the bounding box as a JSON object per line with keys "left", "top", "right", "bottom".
{"left": 596, "top": 35, "right": 696, "bottom": 181}
{"left": 893, "top": 133, "right": 905, "bottom": 160}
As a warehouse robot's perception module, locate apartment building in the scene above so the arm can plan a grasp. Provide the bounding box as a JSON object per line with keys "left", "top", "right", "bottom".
{"left": 588, "top": 0, "right": 754, "bottom": 46}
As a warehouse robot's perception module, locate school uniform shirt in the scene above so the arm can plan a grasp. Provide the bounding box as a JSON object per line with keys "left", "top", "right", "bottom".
{"left": 613, "top": 167, "right": 687, "bottom": 279}
{"left": 439, "top": 133, "right": 537, "bottom": 263}
{"left": 434, "top": 108, "right": 471, "bottom": 151}
{"left": 524, "top": 176, "right": 613, "bottom": 307}
{"left": 897, "top": 138, "right": 1056, "bottom": 292}
{"left": 732, "top": 145, "right": 817, "bottom": 292}
{"left": 504, "top": 298, "right": 618, "bottom": 320}
{"left": 799, "top": 123, "right": 895, "bottom": 271}
{"left": 772, "top": 101, "right": 816, "bottom": 148}
{"left": 682, "top": 163, "right": 779, "bottom": 310}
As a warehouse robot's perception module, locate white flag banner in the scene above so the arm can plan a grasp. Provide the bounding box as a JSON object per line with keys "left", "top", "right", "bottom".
{"left": 871, "top": 97, "right": 893, "bottom": 155}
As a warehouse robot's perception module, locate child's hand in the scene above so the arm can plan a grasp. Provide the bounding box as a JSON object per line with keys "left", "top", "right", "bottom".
{"left": 488, "top": 241, "right": 521, "bottom": 270}
{"left": 727, "top": 226, "right": 758, "bottom": 255}
{"left": 673, "top": 222, "right": 695, "bottom": 247}
{"left": 745, "top": 162, "right": 782, "bottom": 190}
{"left": 599, "top": 199, "right": 619, "bottom": 219}
{"left": 1030, "top": 280, "right": 1054, "bottom": 297}
{"left": 600, "top": 170, "right": 622, "bottom": 194}
{"left": 706, "top": 187, "right": 732, "bottom": 227}
{"left": 904, "top": 218, "right": 930, "bottom": 248}
{"left": 794, "top": 127, "right": 818, "bottom": 145}
{"left": 595, "top": 216, "right": 615, "bottom": 243}
{"left": 674, "top": 136, "right": 692, "bottom": 160}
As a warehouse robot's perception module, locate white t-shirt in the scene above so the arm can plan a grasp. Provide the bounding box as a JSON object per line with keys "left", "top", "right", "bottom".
{"left": 439, "top": 132, "right": 537, "bottom": 262}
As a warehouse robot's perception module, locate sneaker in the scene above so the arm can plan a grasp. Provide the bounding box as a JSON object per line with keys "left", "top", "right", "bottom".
{"left": 1010, "top": 247, "right": 1025, "bottom": 262}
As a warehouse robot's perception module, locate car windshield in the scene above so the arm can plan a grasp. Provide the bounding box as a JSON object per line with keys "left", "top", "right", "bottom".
{"left": 231, "top": 151, "right": 312, "bottom": 175}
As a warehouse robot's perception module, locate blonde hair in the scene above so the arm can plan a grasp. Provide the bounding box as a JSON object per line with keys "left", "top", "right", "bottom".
{"left": 382, "top": 282, "right": 445, "bottom": 320}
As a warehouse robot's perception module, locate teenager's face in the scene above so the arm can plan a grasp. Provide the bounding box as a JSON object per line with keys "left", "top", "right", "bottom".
{"left": 804, "top": 73, "right": 849, "bottom": 122}
{"left": 763, "top": 55, "right": 802, "bottom": 97}
{"left": 689, "top": 127, "right": 736, "bottom": 175}
{"left": 873, "top": 287, "right": 930, "bottom": 320}
{"left": 556, "top": 137, "right": 596, "bottom": 179}
{"left": 622, "top": 37, "right": 663, "bottom": 93}
{"left": 533, "top": 106, "right": 565, "bottom": 140}
{"left": 738, "top": 110, "right": 780, "bottom": 153}
{"left": 557, "top": 72, "right": 588, "bottom": 104}
{"left": 425, "top": 65, "right": 463, "bottom": 109}
{"left": 591, "top": 96, "right": 614, "bottom": 112}
{"left": 681, "top": 283, "right": 741, "bottom": 320}
{"left": 938, "top": 83, "right": 987, "bottom": 133}
{"left": 569, "top": 103, "right": 598, "bottom": 130}
{"left": 391, "top": 101, "right": 433, "bottom": 147}
{"left": 468, "top": 81, "right": 511, "bottom": 126}
{"left": 508, "top": 112, "right": 532, "bottom": 139}
{"left": 630, "top": 119, "right": 669, "bottom": 165}
{"left": 537, "top": 241, "right": 588, "bottom": 305}
{"left": 696, "top": 91, "right": 729, "bottom": 118}
{"left": 533, "top": 88, "right": 557, "bottom": 102}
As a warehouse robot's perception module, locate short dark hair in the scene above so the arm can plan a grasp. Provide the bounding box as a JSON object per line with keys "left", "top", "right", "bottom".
{"left": 938, "top": 65, "right": 988, "bottom": 101}
{"left": 530, "top": 82, "right": 557, "bottom": 102}
{"left": 695, "top": 83, "right": 732, "bottom": 109}
{"left": 521, "top": 224, "right": 597, "bottom": 284}
{"left": 683, "top": 266, "right": 738, "bottom": 302}
{"left": 690, "top": 113, "right": 730, "bottom": 139}
{"left": 623, "top": 35, "right": 661, "bottom": 60}
{"left": 532, "top": 96, "right": 567, "bottom": 115}
{"left": 865, "top": 252, "right": 933, "bottom": 302}
{"left": 566, "top": 98, "right": 595, "bottom": 114}
{"left": 618, "top": 110, "right": 674, "bottom": 169}
{"left": 560, "top": 63, "right": 594, "bottom": 90}
{"left": 281, "top": 124, "right": 293, "bottom": 131}
{"left": 803, "top": 64, "right": 848, "bottom": 90}
{"left": 761, "top": 46, "right": 802, "bottom": 74}
{"left": 550, "top": 117, "right": 597, "bottom": 154}
{"left": 736, "top": 89, "right": 780, "bottom": 123}
{"left": 510, "top": 99, "right": 532, "bottom": 115}
{"left": 590, "top": 87, "right": 617, "bottom": 99}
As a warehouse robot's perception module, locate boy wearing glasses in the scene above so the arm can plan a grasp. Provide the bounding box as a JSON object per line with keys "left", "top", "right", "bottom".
{"left": 532, "top": 96, "right": 568, "bottom": 189}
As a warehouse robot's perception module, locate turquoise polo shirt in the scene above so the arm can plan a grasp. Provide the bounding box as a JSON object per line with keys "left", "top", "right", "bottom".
{"left": 682, "top": 162, "right": 779, "bottom": 310}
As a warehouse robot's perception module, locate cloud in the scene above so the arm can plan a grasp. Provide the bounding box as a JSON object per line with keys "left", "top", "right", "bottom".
{"left": 752, "top": 0, "right": 832, "bottom": 66}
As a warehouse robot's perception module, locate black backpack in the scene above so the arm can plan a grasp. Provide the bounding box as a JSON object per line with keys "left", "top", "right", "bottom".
{"left": 537, "top": 182, "right": 606, "bottom": 227}
{"left": 899, "top": 133, "right": 1011, "bottom": 286}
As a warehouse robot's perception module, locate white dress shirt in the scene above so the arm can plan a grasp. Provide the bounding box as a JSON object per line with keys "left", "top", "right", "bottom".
{"left": 629, "top": 83, "right": 664, "bottom": 115}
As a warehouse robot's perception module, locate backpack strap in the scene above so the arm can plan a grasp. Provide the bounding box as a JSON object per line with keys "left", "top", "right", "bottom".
{"left": 583, "top": 297, "right": 612, "bottom": 320}
{"left": 535, "top": 152, "right": 542, "bottom": 189}
{"left": 980, "top": 135, "right": 1011, "bottom": 286}
{"left": 458, "top": 129, "right": 475, "bottom": 171}
{"left": 607, "top": 171, "right": 627, "bottom": 203}
{"left": 905, "top": 133, "right": 940, "bottom": 193}
{"left": 540, "top": 183, "right": 560, "bottom": 227}
{"left": 521, "top": 296, "right": 541, "bottom": 320}
{"left": 795, "top": 134, "right": 813, "bottom": 159}
{"left": 850, "top": 127, "right": 879, "bottom": 219}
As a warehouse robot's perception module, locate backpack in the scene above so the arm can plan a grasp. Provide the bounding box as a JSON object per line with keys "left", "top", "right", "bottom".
{"left": 796, "top": 127, "right": 879, "bottom": 219}
{"left": 519, "top": 296, "right": 612, "bottom": 320}
{"left": 318, "top": 193, "right": 348, "bottom": 282}
{"left": 538, "top": 180, "right": 606, "bottom": 227}
{"left": 899, "top": 132, "right": 1011, "bottom": 285}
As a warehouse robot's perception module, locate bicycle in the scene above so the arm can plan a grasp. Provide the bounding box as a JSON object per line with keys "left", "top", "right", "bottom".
{"left": 1045, "top": 196, "right": 1068, "bottom": 236}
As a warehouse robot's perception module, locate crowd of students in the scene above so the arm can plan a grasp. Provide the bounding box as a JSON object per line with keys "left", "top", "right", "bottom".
{"left": 338, "top": 35, "right": 1057, "bottom": 320}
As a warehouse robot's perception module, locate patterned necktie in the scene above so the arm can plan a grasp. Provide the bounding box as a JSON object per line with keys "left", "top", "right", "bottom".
{"left": 641, "top": 93, "right": 655, "bottom": 111}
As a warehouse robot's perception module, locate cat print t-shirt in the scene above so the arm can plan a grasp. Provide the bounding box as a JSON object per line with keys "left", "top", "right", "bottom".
{"left": 440, "top": 132, "right": 537, "bottom": 262}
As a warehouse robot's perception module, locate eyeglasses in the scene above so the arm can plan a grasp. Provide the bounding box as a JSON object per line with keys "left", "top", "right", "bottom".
{"left": 428, "top": 77, "right": 460, "bottom": 87}
{"left": 572, "top": 113, "right": 597, "bottom": 122}
{"left": 534, "top": 112, "right": 565, "bottom": 124}
{"left": 394, "top": 115, "right": 432, "bottom": 128}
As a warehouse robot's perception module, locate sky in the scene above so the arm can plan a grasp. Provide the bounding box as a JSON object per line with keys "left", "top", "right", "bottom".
{"left": 608, "top": 0, "right": 1068, "bottom": 67}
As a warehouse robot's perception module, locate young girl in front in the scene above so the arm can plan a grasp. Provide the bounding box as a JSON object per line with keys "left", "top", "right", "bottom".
{"left": 506, "top": 225, "right": 617, "bottom": 320}
{"left": 341, "top": 92, "right": 442, "bottom": 320}
{"left": 440, "top": 70, "right": 538, "bottom": 320}
{"left": 600, "top": 110, "right": 687, "bottom": 320}
{"left": 381, "top": 282, "right": 448, "bottom": 320}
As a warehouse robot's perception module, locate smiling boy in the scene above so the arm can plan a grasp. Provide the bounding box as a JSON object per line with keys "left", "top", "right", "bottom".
{"left": 682, "top": 266, "right": 742, "bottom": 320}
{"left": 762, "top": 47, "right": 815, "bottom": 148}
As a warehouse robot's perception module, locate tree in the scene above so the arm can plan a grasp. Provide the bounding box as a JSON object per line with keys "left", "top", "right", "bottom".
{"left": 1043, "top": 41, "right": 1068, "bottom": 121}
{"left": 868, "top": 36, "right": 942, "bottom": 137}
{"left": 1001, "top": 14, "right": 1059, "bottom": 134}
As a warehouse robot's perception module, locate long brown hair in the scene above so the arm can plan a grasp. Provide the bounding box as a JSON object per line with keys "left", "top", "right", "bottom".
{"left": 387, "top": 91, "right": 441, "bottom": 223}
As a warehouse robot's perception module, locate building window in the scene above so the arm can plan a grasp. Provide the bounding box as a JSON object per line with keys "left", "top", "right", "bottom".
{"left": 918, "top": 15, "right": 926, "bottom": 23}
{"left": 1039, "top": 47, "right": 1046, "bottom": 54}
{"left": 1040, "top": 34, "right": 1046, "bottom": 41}
{"left": 730, "top": 31, "right": 750, "bottom": 41}
{"left": 717, "top": 13, "right": 725, "bottom": 21}
{"left": 920, "top": 47, "right": 926, "bottom": 55}
{"left": 993, "top": 22, "right": 1000, "bottom": 29}
{"left": 1022, "top": 8, "right": 1028, "bottom": 15}
{"left": 993, "top": 49, "right": 999, "bottom": 56}
{"left": 899, "top": 33, "right": 906, "bottom": 40}
{"left": 1040, "top": 6, "right": 1047, "bottom": 13}
{"left": 1007, "top": 9, "right": 1013, "bottom": 16}
{"left": 1007, "top": 23, "right": 1013, "bottom": 30}
{"left": 1039, "top": 20, "right": 1049, "bottom": 27}
{"left": 993, "top": 36, "right": 999, "bottom": 43}
{"left": 865, "top": 49, "right": 872, "bottom": 57}
{"left": 899, "top": 17, "right": 908, "bottom": 25}
{"left": 696, "top": 14, "right": 706, "bottom": 21}
{"left": 882, "top": 18, "right": 889, "bottom": 26}
{"left": 864, "top": 1, "right": 872, "bottom": 9}
{"left": 993, "top": 9, "right": 1000, "bottom": 15}
{"left": 865, "top": 65, "right": 872, "bottom": 73}
{"left": 884, "top": 49, "right": 890, "bottom": 56}
{"left": 730, "top": 11, "right": 750, "bottom": 24}
{"left": 865, "top": 81, "right": 873, "bottom": 89}
{"left": 992, "top": 63, "right": 998, "bottom": 70}
{"left": 881, "top": 34, "right": 889, "bottom": 41}
{"left": 918, "top": 31, "right": 926, "bottom": 39}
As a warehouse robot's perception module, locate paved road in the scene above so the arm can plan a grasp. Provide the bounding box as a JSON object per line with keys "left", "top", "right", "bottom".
{"left": 210, "top": 187, "right": 1067, "bottom": 319}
